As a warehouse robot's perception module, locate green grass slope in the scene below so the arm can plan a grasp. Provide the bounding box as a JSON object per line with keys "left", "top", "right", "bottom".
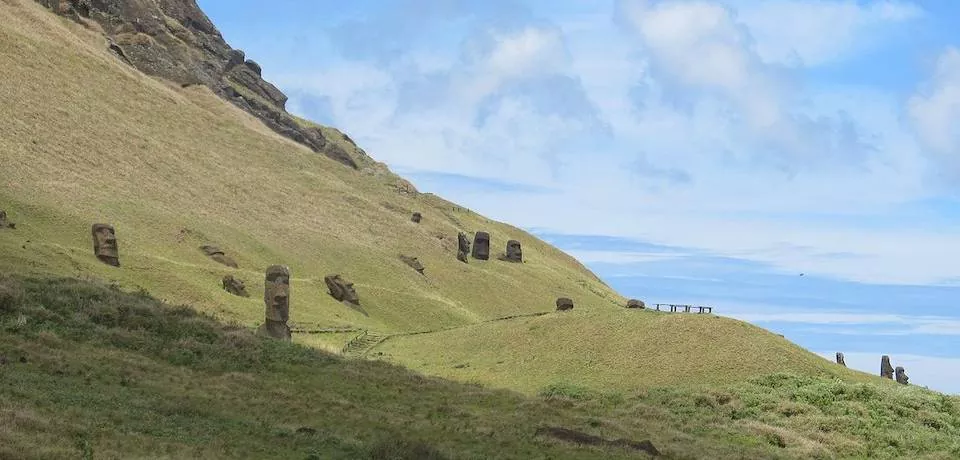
{"left": 2, "top": 276, "right": 959, "bottom": 460}
{"left": 375, "top": 308, "right": 880, "bottom": 394}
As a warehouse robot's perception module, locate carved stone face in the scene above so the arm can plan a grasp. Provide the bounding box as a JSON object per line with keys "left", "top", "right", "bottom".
{"left": 880, "top": 355, "right": 894, "bottom": 378}
{"left": 324, "top": 274, "right": 360, "bottom": 305}
{"left": 264, "top": 265, "right": 290, "bottom": 323}
{"left": 472, "top": 231, "right": 490, "bottom": 260}
{"left": 92, "top": 224, "right": 119, "bottom": 266}
{"left": 895, "top": 366, "right": 909, "bottom": 385}
{"left": 504, "top": 240, "right": 522, "bottom": 262}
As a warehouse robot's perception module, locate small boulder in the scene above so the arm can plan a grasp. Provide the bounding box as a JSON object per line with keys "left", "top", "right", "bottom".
{"left": 471, "top": 231, "right": 490, "bottom": 260}
{"left": 881, "top": 355, "right": 894, "bottom": 379}
{"left": 399, "top": 254, "right": 425, "bottom": 275}
{"left": 221, "top": 275, "right": 249, "bottom": 297}
{"left": 324, "top": 274, "right": 360, "bottom": 305}
{"left": 626, "top": 299, "right": 645, "bottom": 309}
{"left": 836, "top": 352, "right": 846, "bottom": 367}
{"left": 200, "top": 245, "right": 239, "bottom": 268}
{"left": 411, "top": 212, "right": 422, "bottom": 223}
{"left": 895, "top": 366, "right": 909, "bottom": 385}
{"left": 556, "top": 297, "right": 574, "bottom": 311}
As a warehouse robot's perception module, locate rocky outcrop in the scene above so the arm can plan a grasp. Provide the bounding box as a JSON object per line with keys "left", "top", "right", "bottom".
{"left": 34, "top": 0, "right": 358, "bottom": 169}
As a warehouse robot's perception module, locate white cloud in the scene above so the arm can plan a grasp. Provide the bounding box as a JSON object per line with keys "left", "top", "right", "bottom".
{"left": 908, "top": 47, "right": 960, "bottom": 178}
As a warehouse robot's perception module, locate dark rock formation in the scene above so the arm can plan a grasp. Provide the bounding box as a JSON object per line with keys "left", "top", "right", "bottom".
{"left": 535, "top": 427, "right": 660, "bottom": 456}
{"left": 257, "top": 265, "right": 291, "bottom": 341}
{"left": 627, "top": 299, "right": 645, "bottom": 309}
{"left": 399, "top": 255, "right": 425, "bottom": 275}
{"left": 881, "top": 355, "right": 894, "bottom": 379}
{"left": 471, "top": 231, "right": 490, "bottom": 260}
{"left": 411, "top": 212, "right": 422, "bottom": 223}
{"left": 221, "top": 275, "right": 249, "bottom": 297}
{"left": 0, "top": 210, "right": 14, "bottom": 229}
{"left": 33, "top": 0, "right": 359, "bottom": 170}
{"left": 200, "top": 245, "right": 238, "bottom": 268}
{"left": 895, "top": 366, "right": 909, "bottom": 385}
{"left": 91, "top": 223, "right": 119, "bottom": 267}
{"left": 325, "top": 274, "right": 359, "bottom": 305}
{"left": 836, "top": 352, "right": 846, "bottom": 367}
{"left": 499, "top": 239, "right": 522, "bottom": 263}
{"left": 556, "top": 297, "right": 574, "bottom": 311}
{"left": 457, "top": 232, "right": 470, "bottom": 263}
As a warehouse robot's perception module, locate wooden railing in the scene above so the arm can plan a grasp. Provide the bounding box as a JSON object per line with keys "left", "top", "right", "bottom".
{"left": 653, "top": 304, "right": 713, "bottom": 314}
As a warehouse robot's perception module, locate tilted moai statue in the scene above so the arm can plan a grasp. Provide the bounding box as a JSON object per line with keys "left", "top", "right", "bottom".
{"left": 471, "top": 231, "right": 490, "bottom": 260}
{"left": 324, "top": 274, "right": 360, "bottom": 305}
{"left": 500, "top": 240, "right": 522, "bottom": 263}
{"left": 91, "top": 224, "right": 119, "bottom": 267}
{"left": 895, "top": 366, "right": 909, "bottom": 385}
{"left": 201, "top": 245, "right": 239, "bottom": 268}
{"left": 556, "top": 297, "right": 574, "bottom": 311}
{"left": 0, "top": 210, "right": 15, "bottom": 229}
{"left": 880, "top": 355, "right": 894, "bottom": 379}
{"left": 627, "top": 299, "right": 645, "bottom": 309}
{"left": 411, "top": 212, "right": 422, "bottom": 223}
{"left": 836, "top": 352, "right": 846, "bottom": 367}
{"left": 221, "top": 275, "right": 249, "bottom": 297}
{"left": 257, "top": 265, "right": 291, "bottom": 341}
{"left": 399, "top": 255, "right": 425, "bottom": 275}
{"left": 457, "top": 232, "right": 470, "bottom": 263}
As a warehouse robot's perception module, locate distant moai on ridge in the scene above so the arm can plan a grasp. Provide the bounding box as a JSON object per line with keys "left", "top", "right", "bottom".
{"left": 201, "top": 245, "right": 239, "bottom": 268}
{"left": 556, "top": 297, "right": 574, "bottom": 311}
{"left": 91, "top": 224, "right": 119, "bottom": 267}
{"left": 880, "top": 355, "right": 894, "bottom": 379}
{"left": 895, "top": 366, "right": 909, "bottom": 385}
{"left": 457, "top": 232, "right": 470, "bottom": 263}
{"left": 836, "top": 352, "right": 846, "bottom": 367}
{"left": 0, "top": 210, "right": 15, "bottom": 229}
{"left": 500, "top": 240, "right": 522, "bottom": 263}
{"left": 411, "top": 212, "right": 422, "bottom": 223}
{"left": 472, "top": 231, "right": 490, "bottom": 260}
{"left": 325, "top": 274, "right": 360, "bottom": 306}
{"left": 257, "top": 265, "right": 291, "bottom": 341}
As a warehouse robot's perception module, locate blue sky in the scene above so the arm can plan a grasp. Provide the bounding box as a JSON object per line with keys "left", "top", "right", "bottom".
{"left": 198, "top": 0, "right": 960, "bottom": 393}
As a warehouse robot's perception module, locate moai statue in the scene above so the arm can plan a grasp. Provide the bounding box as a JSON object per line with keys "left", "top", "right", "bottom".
{"left": 880, "top": 355, "right": 894, "bottom": 379}
{"left": 895, "top": 366, "right": 909, "bottom": 385}
{"left": 0, "top": 210, "right": 15, "bottom": 229}
{"left": 471, "top": 231, "right": 490, "bottom": 260}
{"left": 221, "top": 275, "right": 249, "bottom": 297}
{"left": 257, "top": 265, "right": 291, "bottom": 341}
{"left": 324, "top": 274, "right": 360, "bottom": 306}
{"left": 500, "top": 240, "right": 522, "bottom": 263}
{"left": 836, "top": 352, "right": 846, "bottom": 367}
{"left": 627, "top": 299, "right": 646, "bottom": 309}
{"left": 399, "top": 255, "right": 425, "bottom": 275}
{"left": 91, "top": 224, "right": 119, "bottom": 267}
{"left": 200, "top": 245, "right": 239, "bottom": 268}
{"left": 456, "top": 232, "right": 470, "bottom": 263}
{"left": 556, "top": 297, "right": 574, "bottom": 311}
{"left": 411, "top": 212, "right": 422, "bottom": 223}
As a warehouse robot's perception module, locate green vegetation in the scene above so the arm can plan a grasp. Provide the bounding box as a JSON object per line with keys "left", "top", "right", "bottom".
{"left": 2, "top": 275, "right": 959, "bottom": 459}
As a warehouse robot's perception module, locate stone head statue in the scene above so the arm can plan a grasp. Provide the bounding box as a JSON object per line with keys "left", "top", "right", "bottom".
{"left": 895, "top": 366, "right": 909, "bottom": 385}
{"left": 836, "top": 352, "right": 846, "bottom": 367}
{"left": 91, "top": 224, "right": 119, "bottom": 266}
{"left": 324, "top": 274, "right": 359, "bottom": 305}
{"left": 503, "top": 240, "right": 522, "bottom": 262}
{"left": 264, "top": 265, "right": 290, "bottom": 323}
{"left": 556, "top": 297, "right": 574, "bottom": 311}
{"left": 0, "top": 210, "right": 13, "bottom": 229}
{"left": 411, "top": 212, "right": 422, "bottom": 223}
{"left": 200, "top": 244, "right": 239, "bottom": 268}
{"left": 880, "top": 355, "right": 894, "bottom": 379}
{"left": 472, "top": 231, "right": 490, "bottom": 260}
{"left": 400, "top": 255, "right": 425, "bottom": 275}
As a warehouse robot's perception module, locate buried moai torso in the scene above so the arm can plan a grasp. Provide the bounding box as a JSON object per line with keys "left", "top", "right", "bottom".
{"left": 324, "top": 274, "right": 360, "bottom": 305}
{"left": 457, "top": 232, "right": 470, "bottom": 263}
{"left": 200, "top": 245, "right": 238, "bottom": 268}
{"left": 411, "top": 212, "right": 422, "bottom": 223}
{"left": 471, "top": 231, "right": 490, "bottom": 260}
{"left": 836, "top": 352, "right": 846, "bottom": 367}
{"left": 895, "top": 366, "right": 909, "bottom": 385}
{"left": 880, "top": 355, "right": 894, "bottom": 379}
{"left": 501, "top": 240, "right": 522, "bottom": 263}
{"left": 257, "top": 265, "right": 291, "bottom": 341}
{"left": 221, "top": 275, "right": 249, "bottom": 297}
{"left": 91, "top": 224, "right": 119, "bottom": 267}
{"left": 0, "top": 210, "right": 14, "bottom": 229}
{"left": 399, "top": 255, "right": 425, "bottom": 275}
{"left": 556, "top": 297, "right": 574, "bottom": 311}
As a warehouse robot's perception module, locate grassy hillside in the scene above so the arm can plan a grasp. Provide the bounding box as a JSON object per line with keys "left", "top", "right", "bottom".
{"left": 375, "top": 308, "right": 879, "bottom": 394}
{"left": 0, "top": 0, "right": 621, "bottom": 344}
{"left": 3, "top": 275, "right": 959, "bottom": 460}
